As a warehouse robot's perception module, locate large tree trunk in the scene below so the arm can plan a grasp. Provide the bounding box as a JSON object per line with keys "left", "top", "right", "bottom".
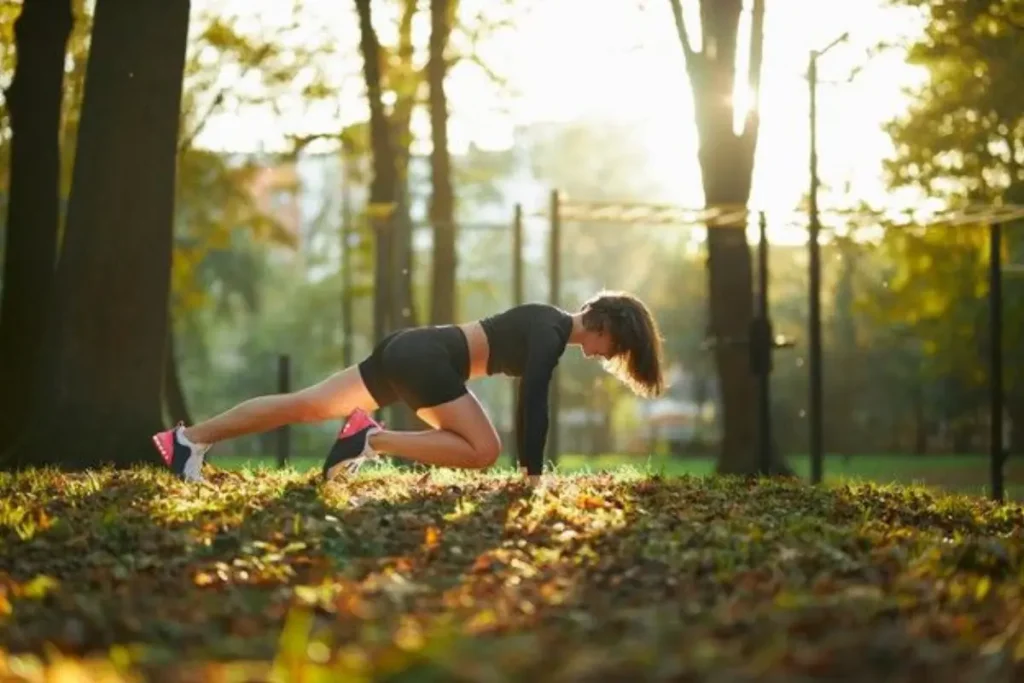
{"left": 355, "top": 0, "right": 397, "bottom": 347}
{"left": 0, "top": 0, "right": 73, "bottom": 455}
{"left": 387, "top": 0, "right": 425, "bottom": 433}
{"left": 392, "top": 0, "right": 419, "bottom": 183}
{"left": 389, "top": 0, "right": 420, "bottom": 332}
{"left": 428, "top": 0, "right": 457, "bottom": 325}
{"left": 670, "top": 0, "right": 789, "bottom": 475}
{"left": 3, "top": 0, "right": 191, "bottom": 470}
{"left": 354, "top": 0, "right": 421, "bottom": 433}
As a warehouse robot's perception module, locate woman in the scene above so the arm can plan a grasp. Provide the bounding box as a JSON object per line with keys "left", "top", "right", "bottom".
{"left": 152, "top": 290, "right": 666, "bottom": 483}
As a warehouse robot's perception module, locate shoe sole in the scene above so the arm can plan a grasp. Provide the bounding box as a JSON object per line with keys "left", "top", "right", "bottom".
{"left": 322, "top": 426, "right": 380, "bottom": 482}
{"left": 324, "top": 454, "right": 369, "bottom": 481}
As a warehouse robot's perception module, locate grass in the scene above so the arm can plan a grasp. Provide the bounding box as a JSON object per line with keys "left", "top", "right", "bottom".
{"left": 2, "top": 462, "right": 1024, "bottom": 681}
{"left": 216, "top": 451, "right": 1024, "bottom": 501}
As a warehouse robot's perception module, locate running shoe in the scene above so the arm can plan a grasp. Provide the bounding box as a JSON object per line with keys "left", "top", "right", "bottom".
{"left": 322, "top": 408, "right": 383, "bottom": 480}
{"left": 152, "top": 422, "right": 210, "bottom": 482}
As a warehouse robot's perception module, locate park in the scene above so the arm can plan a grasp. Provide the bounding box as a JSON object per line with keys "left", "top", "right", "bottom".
{"left": 1, "top": 0, "right": 1024, "bottom": 680}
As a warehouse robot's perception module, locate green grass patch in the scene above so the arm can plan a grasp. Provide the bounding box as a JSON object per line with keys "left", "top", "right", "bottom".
{"left": 2, "top": 463, "right": 1023, "bottom": 681}
{"left": 217, "top": 451, "right": 1024, "bottom": 500}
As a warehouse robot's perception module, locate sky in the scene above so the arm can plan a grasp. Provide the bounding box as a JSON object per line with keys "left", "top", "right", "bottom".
{"left": 190, "top": 0, "right": 930, "bottom": 236}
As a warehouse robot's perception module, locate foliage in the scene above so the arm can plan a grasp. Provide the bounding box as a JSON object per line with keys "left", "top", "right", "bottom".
{"left": 883, "top": 0, "right": 1024, "bottom": 202}
{"left": 0, "top": 1, "right": 26, "bottom": 192}
{"left": 880, "top": 0, "right": 1024, "bottom": 430}
{"left": 172, "top": 4, "right": 348, "bottom": 319}
{"left": 1, "top": 467, "right": 1024, "bottom": 680}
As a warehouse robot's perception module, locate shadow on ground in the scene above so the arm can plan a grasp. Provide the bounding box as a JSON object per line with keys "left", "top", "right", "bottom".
{"left": 1, "top": 467, "right": 1024, "bottom": 682}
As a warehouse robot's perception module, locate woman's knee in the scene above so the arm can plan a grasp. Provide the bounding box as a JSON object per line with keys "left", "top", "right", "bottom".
{"left": 419, "top": 391, "right": 502, "bottom": 468}
{"left": 467, "top": 431, "right": 501, "bottom": 468}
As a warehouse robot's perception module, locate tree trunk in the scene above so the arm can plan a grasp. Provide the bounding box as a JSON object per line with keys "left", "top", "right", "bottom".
{"left": 355, "top": 0, "right": 397, "bottom": 347}
{"left": 670, "top": 0, "right": 788, "bottom": 475}
{"left": 387, "top": 0, "right": 425, "bottom": 433}
{"left": 389, "top": 0, "right": 420, "bottom": 333}
{"left": 428, "top": 0, "right": 457, "bottom": 325}
{"left": 3, "top": 0, "right": 191, "bottom": 470}
{"left": 355, "top": 0, "right": 422, "bottom": 433}
{"left": 912, "top": 383, "right": 927, "bottom": 455}
{"left": 832, "top": 241, "right": 857, "bottom": 455}
{"left": 392, "top": 0, "right": 419, "bottom": 182}
{"left": 1008, "top": 396, "right": 1024, "bottom": 454}
{"left": 0, "top": 0, "right": 73, "bottom": 455}
{"left": 163, "top": 318, "right": 192, "bottom": 425}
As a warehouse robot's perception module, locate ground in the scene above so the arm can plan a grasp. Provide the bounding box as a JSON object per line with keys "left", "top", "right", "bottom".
{"left": 1, "top": 463, "right": 1023, "bottom": 682}
{"left": 219, "top": 451, "right": 1024, "bottom": 500}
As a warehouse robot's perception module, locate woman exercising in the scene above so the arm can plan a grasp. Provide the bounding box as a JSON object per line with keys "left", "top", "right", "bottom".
{"left": 152, "top": 290, "right": 666, "bottom": 483}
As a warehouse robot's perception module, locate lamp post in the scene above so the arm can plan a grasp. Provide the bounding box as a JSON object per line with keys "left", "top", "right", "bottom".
{"left": 808, "top": 31, "right": 848, "bottom": 486}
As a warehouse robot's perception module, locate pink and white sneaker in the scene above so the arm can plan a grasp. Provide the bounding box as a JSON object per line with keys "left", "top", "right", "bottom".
{"left": 322, "top": 409, "right": 384, "bottom": 481}
{"left": 152, "top": 422, "right": 210, "bottom": 483}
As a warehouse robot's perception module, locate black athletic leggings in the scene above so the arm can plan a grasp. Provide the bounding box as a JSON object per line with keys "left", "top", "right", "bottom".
{"left": 358, "top": 325, "right": 470, "bottom": 411}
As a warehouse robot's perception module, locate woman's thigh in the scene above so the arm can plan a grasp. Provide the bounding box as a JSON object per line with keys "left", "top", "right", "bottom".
{"left": 381, "top": 330, "right": 469, "bottom": 412}
{"left": 291, "top": 366, "right": 380, "bottom": 421}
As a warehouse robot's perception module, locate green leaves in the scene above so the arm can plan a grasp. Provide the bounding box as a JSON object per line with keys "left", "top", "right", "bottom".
{"left": 0, "top": 466, "right": 1023, "bottom": 679}
{"left": 874, "top": 0, "right": 1024, "bottom": 430}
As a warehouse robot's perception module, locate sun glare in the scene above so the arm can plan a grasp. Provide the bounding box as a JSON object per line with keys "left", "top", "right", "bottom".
{"left": 190, "top": 0, "right": 929, "bottom": 237}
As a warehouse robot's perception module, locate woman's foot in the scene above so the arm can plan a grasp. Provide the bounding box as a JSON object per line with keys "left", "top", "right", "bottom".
{"left": 322, "top": 409, "right": 383, "bottom": 480}
{"left": 152, "top": 423, "right": 211, "bottom": 482}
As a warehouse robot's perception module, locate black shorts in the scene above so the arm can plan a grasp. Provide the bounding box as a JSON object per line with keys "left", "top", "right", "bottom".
{"left": 358, "top": 325, "right": 470, "bottom": 411}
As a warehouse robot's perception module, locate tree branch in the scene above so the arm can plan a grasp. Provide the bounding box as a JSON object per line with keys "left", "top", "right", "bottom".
{"left": 667, "top": 0, "right": 700, "bottom": 78}
{"left": 178, "top": 91, "right": 224, "bottom": 153}
{"left": 747, "top": 0, "right": 764, "bottom": 114}
{"left": 177, "top": 43, "right": 274, "bottom": 154}
{"left": 447, "top": 51, "right": 514, "bottom": 95}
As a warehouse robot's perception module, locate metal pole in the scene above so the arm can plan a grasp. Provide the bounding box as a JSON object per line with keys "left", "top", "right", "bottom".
{"left": 755, "top": 211, "right": 773, "bottom": 475}
{"left": 277, "top": 354, "right": 291, "bottom": 468}
{"left": 808, "top": 50, "right": 824, "bottom": 486}
{"left": 806, "top": 31, "right": 847, "bottom": 485}
{"left": 341, "top": 156, "right": 353, "bottom": 367}
{"left": 989, "top": 222, "right": 1004, "bottom": 502}
{"left": 511, "top": 203, "right": 524, "bottom": 467}
{"left": 547, "top": 189, "right": 561, "bottom": 466}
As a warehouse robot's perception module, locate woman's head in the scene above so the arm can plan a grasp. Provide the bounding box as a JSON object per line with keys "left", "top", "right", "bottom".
{"left": 576, "top": 290, "right": 666, "bottom": 398}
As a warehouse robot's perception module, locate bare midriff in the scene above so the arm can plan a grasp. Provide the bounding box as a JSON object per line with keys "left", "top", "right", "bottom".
{"left": 457, "top": 321, "right": 491, "bottom": 380}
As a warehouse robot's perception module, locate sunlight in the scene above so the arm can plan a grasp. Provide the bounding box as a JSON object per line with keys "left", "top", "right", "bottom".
{"left": 733, "top": 0, "right": 753, "bottom": 137}
{"left": 189, "top": 0, "right": 930, "bottom": 233}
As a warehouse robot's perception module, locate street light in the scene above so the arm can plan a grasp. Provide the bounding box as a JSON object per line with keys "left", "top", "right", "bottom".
{"left": 808, "top": 31, "right": 849, "bottom": 486}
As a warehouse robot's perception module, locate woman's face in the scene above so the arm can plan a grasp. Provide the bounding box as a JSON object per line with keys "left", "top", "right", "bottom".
{"left": 580, "top": 328, "right": 617, "bottom": 360}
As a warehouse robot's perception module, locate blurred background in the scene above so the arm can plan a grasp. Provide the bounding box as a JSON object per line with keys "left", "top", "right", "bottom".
{"left": 1, "top": 0, "right": 1021, "bottom": 497}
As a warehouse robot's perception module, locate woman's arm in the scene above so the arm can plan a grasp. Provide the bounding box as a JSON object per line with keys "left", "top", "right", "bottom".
{"left": 515, "top": 327, "right": 563, "bottom": 476}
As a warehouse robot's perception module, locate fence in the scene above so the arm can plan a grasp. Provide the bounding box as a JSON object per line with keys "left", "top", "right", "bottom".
{"left": 528, "top": 195, "right": 1024, "bottom": 501}
{"left": 182, "top": 183, "right": 1024, "bottom": 501}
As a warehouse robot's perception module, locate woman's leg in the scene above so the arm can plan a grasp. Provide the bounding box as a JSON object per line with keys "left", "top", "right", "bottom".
{"left": 183, "top": 365, "right": 379, "bottom": 445}
{"left": 366, "top": 391, "right": 502, "bottom": 469}
{"left": 323, "top": 327, "right": 499, "bottom": 478}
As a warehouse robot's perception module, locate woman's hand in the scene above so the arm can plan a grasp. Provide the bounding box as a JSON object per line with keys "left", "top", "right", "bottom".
{"left": 519, "top": 467, "right": 542, "bottom": 486}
